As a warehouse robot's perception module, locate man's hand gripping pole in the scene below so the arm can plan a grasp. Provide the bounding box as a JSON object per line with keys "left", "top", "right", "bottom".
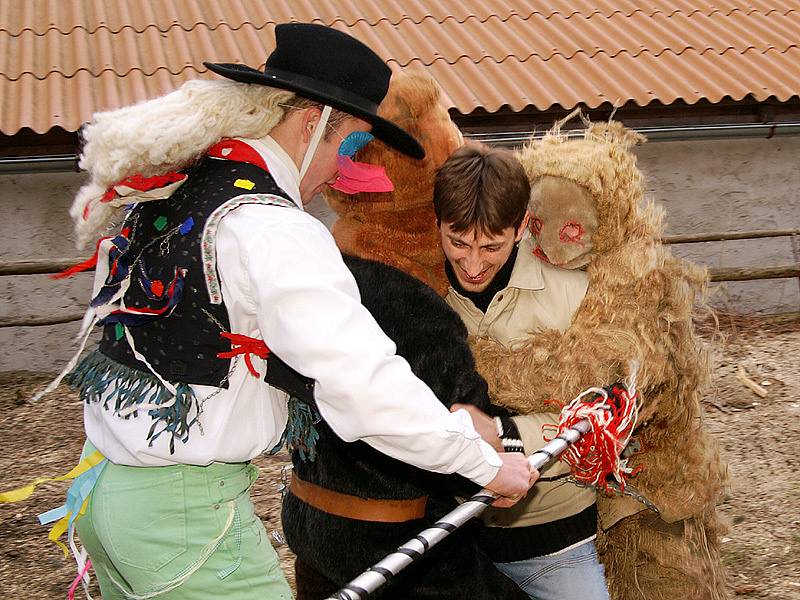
{"left": 327, "top": 395, "right": 625, "bottom": 600}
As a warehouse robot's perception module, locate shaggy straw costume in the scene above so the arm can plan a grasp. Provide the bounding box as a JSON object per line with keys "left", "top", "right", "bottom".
{"left": 471, "top": 119, "right": 729, "bottom": 600}
{"left": 325, "top": 71, "right": 462, "bottom": 295}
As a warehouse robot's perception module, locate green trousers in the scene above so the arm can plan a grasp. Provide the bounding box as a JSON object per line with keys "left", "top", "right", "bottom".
{"left": 76, "top": 444, "right": 293, "bottom": 600}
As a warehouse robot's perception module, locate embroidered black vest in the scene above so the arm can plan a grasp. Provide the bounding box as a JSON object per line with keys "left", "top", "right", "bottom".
{"left": 99, "top": 156, "right": 294, "bottom": 386}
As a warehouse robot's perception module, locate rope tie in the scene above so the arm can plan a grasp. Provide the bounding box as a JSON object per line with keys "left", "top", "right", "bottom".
{"left": 217, "top": 332, "right": 269, "bottom": 377}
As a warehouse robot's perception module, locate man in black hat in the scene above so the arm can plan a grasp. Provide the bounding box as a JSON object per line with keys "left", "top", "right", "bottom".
{"left": 53, "top": 22, "right": 537, "bottom": 599}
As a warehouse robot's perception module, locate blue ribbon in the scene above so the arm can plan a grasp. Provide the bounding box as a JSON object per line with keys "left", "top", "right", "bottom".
{"left": 38, "top": 459, "right": 108, "bottom": 526}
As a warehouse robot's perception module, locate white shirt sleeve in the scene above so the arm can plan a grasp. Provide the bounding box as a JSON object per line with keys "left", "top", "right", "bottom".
{"left": 215, "top": 204, "right": 502, "bottom": 486}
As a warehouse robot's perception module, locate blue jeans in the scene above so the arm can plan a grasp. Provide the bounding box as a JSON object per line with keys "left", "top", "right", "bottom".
{"left": 494, "top": 539, "right": 610, "bottom": 600}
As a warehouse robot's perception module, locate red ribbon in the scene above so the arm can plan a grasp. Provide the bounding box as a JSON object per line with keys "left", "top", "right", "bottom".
{"left": 100, "top": 172, "right": 187, "bottom": 203}
{"left": 50, "top": 227, "right": 131, "bottom": 279}
{"left": 217, "top": 332, "right": 270, "bottom": 378}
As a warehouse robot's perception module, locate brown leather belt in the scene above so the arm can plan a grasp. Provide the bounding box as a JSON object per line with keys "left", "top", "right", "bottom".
{"left": 290, "top": 473, "right": 427, "bottom": 522}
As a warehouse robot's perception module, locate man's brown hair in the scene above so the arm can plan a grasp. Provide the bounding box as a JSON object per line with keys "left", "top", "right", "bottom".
{"left": 433, "top": 143, "right": 530, "bottom": 235}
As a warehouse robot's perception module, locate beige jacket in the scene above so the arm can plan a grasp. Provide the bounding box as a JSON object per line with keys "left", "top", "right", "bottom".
{"left": 446, "top": 237, "right": 594, "bottom": 527}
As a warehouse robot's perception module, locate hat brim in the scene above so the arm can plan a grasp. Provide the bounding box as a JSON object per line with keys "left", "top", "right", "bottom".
{"left": 204, "top": 62, "right": 425, "bottom": 160}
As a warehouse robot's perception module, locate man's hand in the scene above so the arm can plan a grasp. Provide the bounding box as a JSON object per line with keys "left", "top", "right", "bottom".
{"left": 451, "top": 402, "right": 502, "bottom": 452}
{"left": 484, "top": 453, "right": 539, "bottom": 508}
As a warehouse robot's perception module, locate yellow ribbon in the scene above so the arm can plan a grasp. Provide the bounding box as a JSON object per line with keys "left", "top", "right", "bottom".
{"left": 0, "top": 450, "right": 105, "bottom": 503}
{"left": 48, "top": 497, "right": 90, "bottom": 557}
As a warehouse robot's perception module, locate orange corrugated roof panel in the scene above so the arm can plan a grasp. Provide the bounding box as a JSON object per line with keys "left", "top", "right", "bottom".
{"left": 1, "top": 1, "right": 799, "bottom": 134}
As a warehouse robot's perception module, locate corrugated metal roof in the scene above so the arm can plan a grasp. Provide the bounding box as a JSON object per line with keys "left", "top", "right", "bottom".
{"left": 1, "top": 1, "right": 799, "bottom": 134}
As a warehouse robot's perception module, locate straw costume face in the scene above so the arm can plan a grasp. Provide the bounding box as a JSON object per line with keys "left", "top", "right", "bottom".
{"left": 529, "top": 176, "right": 598, "bottom": 269}
{"left": 520, "top": 120, "right": 659, "bottom": 266}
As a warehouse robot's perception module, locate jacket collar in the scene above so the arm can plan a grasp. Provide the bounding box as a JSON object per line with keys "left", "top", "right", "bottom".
{"left": 242, "top": 136, "right": 303, "bottom": 210}
{"left": 507, "top": 237, "right": 545, "bottom": 291}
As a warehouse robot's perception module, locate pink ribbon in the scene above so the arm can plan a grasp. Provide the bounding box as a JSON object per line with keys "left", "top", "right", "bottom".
{"left": 67, "top": 558, "right": 92, "bottom": 600}
{"left": 330, "top": 155, "right": 394, "bottom": 194}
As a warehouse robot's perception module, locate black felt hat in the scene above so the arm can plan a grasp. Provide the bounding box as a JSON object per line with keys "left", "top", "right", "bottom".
{"left": 204, "top": 22, "right": 425, "bottom": 159}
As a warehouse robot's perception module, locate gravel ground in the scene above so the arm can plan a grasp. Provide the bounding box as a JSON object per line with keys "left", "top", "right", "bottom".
{"left": 0, "top": 319, "right": 798, "bottom": 599}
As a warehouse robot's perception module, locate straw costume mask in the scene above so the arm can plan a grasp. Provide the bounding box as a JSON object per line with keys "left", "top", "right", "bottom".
{"left": 472, "top": 118, "right": 729, "bottom": 600}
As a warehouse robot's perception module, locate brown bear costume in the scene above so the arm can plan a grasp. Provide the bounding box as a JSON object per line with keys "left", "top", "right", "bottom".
{"left": 326, "top": 87, "right": 728, "bottom": 600}
{"left": 325, "top": 70, "right": 460, "bottom": 295}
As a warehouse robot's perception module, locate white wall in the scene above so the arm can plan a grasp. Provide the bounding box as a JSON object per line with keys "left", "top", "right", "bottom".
{"left": 636, "top": 136, "right": 800, "bottom": 315}
{"left": 1, "top": 135, "right": 798, "bottom": 372}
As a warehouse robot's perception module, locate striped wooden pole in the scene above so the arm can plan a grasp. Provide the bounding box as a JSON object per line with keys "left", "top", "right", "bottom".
{"left": 327, "top": 419, "right": 593, "bottom": 600}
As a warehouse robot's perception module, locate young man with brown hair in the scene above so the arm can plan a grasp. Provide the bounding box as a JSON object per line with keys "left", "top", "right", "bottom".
{"left": 435, "top": 144, "right": 609, "bottom": 600}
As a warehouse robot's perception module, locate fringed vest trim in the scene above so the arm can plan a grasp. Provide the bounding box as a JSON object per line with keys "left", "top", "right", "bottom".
{"left": 67, "top": 349, "right": 198, "bottom": 453}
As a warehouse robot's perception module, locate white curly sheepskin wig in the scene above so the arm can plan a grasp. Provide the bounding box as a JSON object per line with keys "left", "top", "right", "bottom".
{"left": 71, "top": 79, "right": 296, "bottom": 248}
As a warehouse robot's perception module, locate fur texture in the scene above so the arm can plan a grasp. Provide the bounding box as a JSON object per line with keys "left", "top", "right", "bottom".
{"left": 325, "top": 71, "right": 463, "bottom": 295}
{"left": 71, "top": 79, "right": 294, "bottom": 248}
{"left": 282, "top": 255, "right": 526, "bottom": 600}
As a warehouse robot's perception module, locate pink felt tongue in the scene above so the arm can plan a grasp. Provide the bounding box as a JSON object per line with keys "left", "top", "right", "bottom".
{"left": 330, "top": 155, "right": 394, "bottom": 194}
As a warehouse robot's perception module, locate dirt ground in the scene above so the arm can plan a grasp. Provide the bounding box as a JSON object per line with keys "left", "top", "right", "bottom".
{"left": 0, "top": 319, "right": 798, "bottom": 599}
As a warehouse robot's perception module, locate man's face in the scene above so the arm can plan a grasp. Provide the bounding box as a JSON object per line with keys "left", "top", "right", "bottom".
{"left": 439, "top": 220, "right": 526, "bottom": 293}
{"left": 299, "top": 115, "right": 372, "bottom": 203}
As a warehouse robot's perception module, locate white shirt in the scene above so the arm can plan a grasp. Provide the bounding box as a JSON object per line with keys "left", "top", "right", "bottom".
{"left": 84, "top": 137, "right": 501, "bottom": 486}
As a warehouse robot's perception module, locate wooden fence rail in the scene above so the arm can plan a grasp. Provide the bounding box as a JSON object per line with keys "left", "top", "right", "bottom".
{"left": 1, "top": 228, "right": 798, "bottom": 327}
{"left": 0, "top": 313, "right": 86, "bottom": 328}
{"left": 662, "top": 228, "right": 800, "bottom": 244}
{"left": 709, "top": 265, "right": 800, "bottom": 282}
{"left": 0, "top": 258, "right": 83, "bottom": 276}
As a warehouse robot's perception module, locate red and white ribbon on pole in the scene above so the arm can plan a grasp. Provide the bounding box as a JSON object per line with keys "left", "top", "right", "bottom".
{"left": 328, "top": 373, "right": 640, "bottom": 600}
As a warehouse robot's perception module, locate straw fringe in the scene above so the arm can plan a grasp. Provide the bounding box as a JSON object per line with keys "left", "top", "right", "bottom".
{"left": 472, "top": 118, "right": 728, "bottom": 599}
{"left": 597, "top": 509, "right": 728, "bottom": 600}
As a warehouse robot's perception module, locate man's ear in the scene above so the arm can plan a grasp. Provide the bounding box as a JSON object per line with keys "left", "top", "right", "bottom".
{"left": 301, "top": 107, "right": 322, "bottom": 143}
{"left": 516, "top": 211, "right": 530, "bottom": 242}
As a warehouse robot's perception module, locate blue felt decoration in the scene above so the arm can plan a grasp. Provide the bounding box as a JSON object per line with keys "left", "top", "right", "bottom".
{"left": 179, "top": 216, "right": 195, "bottom": 235}
{"left": 338, "top": 131, "right": 374, "bottom": 157}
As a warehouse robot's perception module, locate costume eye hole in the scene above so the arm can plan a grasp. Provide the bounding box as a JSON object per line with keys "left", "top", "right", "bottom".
{"left": 530, "top": 216, "right": 543, "bottom": 234}
{"left": 559, "top": 221, "right": 585, "bottom": 243}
